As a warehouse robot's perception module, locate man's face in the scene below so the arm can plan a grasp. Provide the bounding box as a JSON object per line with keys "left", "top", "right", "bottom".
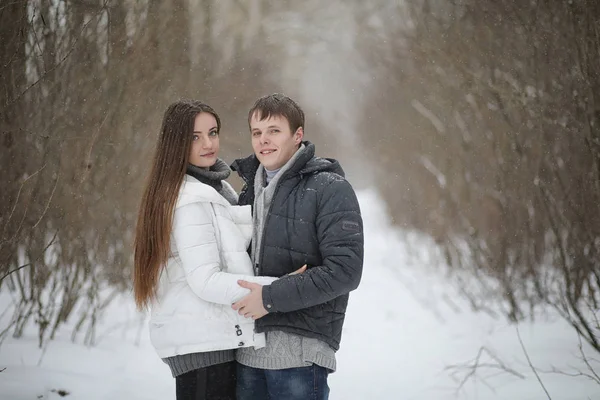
{"left": 250, "top": 112, "right": 303, "bottom": 171}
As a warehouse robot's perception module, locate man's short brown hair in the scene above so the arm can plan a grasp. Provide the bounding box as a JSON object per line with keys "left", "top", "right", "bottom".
{"left": 248, "top": 93, "right": 305, "bottom": 134}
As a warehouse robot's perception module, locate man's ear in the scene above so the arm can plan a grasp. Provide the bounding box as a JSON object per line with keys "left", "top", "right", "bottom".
{"left": 294, "top": 127, "right": 304, "bottom": 144}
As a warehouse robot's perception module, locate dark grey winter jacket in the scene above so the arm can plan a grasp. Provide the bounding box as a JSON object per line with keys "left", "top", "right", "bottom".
{"left": 231, "top": 141, "right": 364, "bottom": 351}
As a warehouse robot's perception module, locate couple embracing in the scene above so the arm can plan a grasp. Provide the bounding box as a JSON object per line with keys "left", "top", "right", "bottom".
{"left": 133, "top": 94, "right": 364, "bottom": 400}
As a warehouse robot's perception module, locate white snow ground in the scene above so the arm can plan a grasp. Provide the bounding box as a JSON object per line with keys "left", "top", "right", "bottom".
{"left": 1, "top": 189, "right": 599, "bottom": 400}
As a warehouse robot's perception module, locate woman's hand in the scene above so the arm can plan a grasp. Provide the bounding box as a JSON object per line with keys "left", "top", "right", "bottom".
{"left": 288, "top": 264, "right": 307, "bottom": 276}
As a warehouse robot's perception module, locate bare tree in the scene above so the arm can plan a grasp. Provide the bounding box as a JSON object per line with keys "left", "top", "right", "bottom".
{"left": 0, "top": 0, "right": 283, "bottom": 348}
{"left": 356, "top": 0, "right": 600, "bottom": 355}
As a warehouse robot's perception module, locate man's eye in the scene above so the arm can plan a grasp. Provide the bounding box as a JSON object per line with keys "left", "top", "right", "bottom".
{"left": 252, "top": 131, "right": 261, "bottom": 137}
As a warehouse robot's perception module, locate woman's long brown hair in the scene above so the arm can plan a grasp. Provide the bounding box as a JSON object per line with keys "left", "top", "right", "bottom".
{"left": 133, "top": 100, "right": 221, "bottom": 310}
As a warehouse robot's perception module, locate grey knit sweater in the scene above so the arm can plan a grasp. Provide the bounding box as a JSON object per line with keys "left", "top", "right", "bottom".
{"left": 236, "top": 145, "right": 337, "bottom": 372}
{"left": 162, "top": 159, "right": 237, "bottom": 377}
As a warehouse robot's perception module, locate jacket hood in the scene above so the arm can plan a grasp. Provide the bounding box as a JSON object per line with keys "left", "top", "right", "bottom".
{"left": 231, "top": 141, "right": 345, "bottom": 181}
{"left": 299, "top": 155, "right": 344, "bottom": 177}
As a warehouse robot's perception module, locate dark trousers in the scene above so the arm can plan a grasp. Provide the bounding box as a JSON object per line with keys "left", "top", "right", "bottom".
{"left": 175, "top": 361, "right": 236, "bottom": 400}
{"left": 236, "top": 363, "right": 330, "bottom": 400}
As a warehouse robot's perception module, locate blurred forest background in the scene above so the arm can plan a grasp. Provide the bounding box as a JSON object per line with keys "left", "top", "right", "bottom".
{"left": 1, "top": 0, "right": 599, "bottom": 365}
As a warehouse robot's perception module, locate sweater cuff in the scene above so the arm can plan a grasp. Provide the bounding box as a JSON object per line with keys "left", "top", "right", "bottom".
{"left": 262, "top": 284, "right": 277, "bottom": 313}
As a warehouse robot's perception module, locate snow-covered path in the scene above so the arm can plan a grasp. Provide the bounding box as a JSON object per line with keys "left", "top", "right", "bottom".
{"left": 1, "top": 190, "right": 598, "bottom": 399}
{"left": 332, "top": 190, "right": 599, "bottom": 399}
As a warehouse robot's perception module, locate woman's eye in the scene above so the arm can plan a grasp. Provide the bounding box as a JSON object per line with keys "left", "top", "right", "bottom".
{"left": 209, "top": 131, "right": 218, "bottom": 136}
{"left": 192, "top": 135, "right": 199, "bottom": 141}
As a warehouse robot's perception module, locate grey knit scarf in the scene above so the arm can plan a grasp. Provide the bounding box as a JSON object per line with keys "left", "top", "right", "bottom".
{"left": 186, "top": 158, "right": 238, "bottom": 205}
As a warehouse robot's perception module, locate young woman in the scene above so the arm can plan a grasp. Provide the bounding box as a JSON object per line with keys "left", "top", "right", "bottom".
{"left": 133, "top": 100, "right": 301, "bottom": 400}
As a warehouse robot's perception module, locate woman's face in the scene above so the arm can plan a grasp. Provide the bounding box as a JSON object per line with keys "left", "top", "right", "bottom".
{"left": 189, "top": 112, "right": 220, "bottom": 168}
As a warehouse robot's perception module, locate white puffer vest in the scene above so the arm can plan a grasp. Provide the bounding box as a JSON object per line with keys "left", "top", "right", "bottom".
{"left": 149, "top": 175, "right": 276, "bottom": 358}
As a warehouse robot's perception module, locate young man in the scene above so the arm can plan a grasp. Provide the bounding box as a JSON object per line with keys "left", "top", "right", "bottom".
{"left": 230, "top": 94, "right": 364, "bottom": 400}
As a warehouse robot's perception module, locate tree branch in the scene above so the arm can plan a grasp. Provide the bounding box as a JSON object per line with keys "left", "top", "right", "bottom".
{"left": 0, "top": 230, "right": 58, "bottom": 284}
{"left": 516, "top": 325, "right": 552, "bottom": 399}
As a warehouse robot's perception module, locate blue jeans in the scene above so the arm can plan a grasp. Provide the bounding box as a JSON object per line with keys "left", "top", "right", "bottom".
{"left": 236, "top": 363, "right": 330, "bottom": 400}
